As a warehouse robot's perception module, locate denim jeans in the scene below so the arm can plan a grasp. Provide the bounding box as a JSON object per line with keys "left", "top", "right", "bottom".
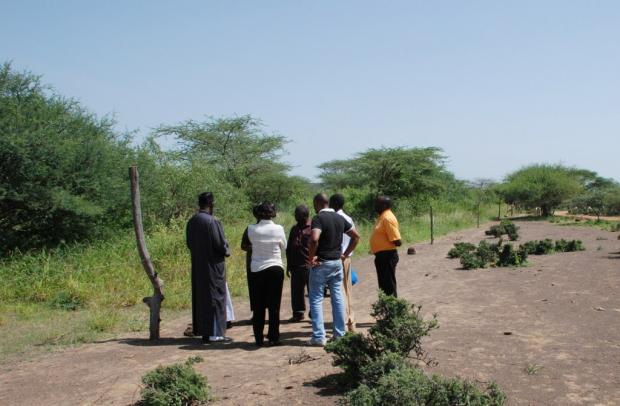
{"left": 309, "top": 259, "right": 346, "bottom": 342}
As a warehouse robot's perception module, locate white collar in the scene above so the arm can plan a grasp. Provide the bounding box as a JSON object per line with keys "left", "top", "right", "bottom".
{"left": 258, "top": 219, "right": 274, "bottom": 224}
{"left": 319, "top": 208, "right": 335, "bottom": 213}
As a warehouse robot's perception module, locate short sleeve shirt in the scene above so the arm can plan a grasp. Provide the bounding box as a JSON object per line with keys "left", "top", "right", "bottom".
{"left": 370, "top": 209, "right": 401, "bottom": 254}
{"left": 311, "top": 209, "right": 353, "bottom": 261}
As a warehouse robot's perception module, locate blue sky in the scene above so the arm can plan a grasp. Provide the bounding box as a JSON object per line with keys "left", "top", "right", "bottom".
{"left": 2, "top": 1, "right": 619, "bottom": 181}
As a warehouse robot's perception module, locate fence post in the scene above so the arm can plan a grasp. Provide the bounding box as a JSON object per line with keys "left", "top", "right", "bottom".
{"left": 477, "top": 200, "right": 481, "bottom": 228}
{"left": 129, "top": 166, "right": 164, "bottom": 340}
{"left": 497, "top": 199, "right": 502, "bottom": 220}
{"left": 430, "top": 205, "right": 434, "bottom": 245}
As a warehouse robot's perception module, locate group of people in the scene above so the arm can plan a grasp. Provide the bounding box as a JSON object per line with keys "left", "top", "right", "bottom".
{"left": 185, "top": 191, "right": 402, "bottom": 346}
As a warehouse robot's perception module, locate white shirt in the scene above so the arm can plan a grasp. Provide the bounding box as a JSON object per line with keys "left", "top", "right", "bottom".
{"left": 337, "top": 209, "right": 355, "bottom": 256}
{"left": 248, "top": 220, "right": 287, "bottom": 272}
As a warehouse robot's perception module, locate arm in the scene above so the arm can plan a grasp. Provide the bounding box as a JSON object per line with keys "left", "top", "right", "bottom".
{"left": 342, "top": 227, "right": 360, "bottom": 259}
{"left": 211, "top": 219, "right": 231, "bottom": 257}
{"left": 307, "top": 228, "right": 321, "bottom": 267}
{"left": 241, "top": 227, "right": 251, "bottom": 252}
{"left": 385, "top": 217, "right": 402, "bottom": 248}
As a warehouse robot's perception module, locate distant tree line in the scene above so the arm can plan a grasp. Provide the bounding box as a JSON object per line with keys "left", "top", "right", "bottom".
{"left": 1, "top": 62, "right": 618, "bottom": 254}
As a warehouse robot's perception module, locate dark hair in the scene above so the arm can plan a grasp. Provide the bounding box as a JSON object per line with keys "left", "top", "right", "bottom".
{"left": 198, "top": 192, "right": 214, "bottom": 208}
{"left": 294, "top": 204, "right": 309, "bottom": 223}
{"left": 252, "top": 204, "right": 261, "bottom": 220}
{"left": 329, "top": 193, "right": 345, "bottom": 211}
{"left": 256, "top": 201, "right": 276, "bottom": 219}
{"left": 313, "top": 193, "right": 329, "bottom": 206}
{"left": 375, "top": 195, "right": 392, "bottom": 213}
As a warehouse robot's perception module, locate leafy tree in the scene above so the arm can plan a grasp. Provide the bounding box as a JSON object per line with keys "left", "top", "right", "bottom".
{"left": 318, "top": 147, "right": 461, "bottom": 216}
{"left": 500, "top": 164, "right": 583, "bottom": 216}
{"left": 154, "top": 115, "right": 310, "bottom": 206}
{"left": 568, "top": 184, "right": 620, "bottom": 218}
{"left": 0, "top": 63, "right": 133, "bottom": 253}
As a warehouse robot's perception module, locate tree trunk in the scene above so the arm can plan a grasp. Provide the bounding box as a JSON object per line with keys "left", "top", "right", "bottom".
{"left": 129, "top": 166, "right": 164, "bottom": 340}
{"left": 430, "top": 205, "right": 434, "bottom": 245}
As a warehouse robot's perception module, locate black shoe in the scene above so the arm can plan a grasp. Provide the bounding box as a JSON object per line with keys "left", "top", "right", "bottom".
{"left": 268, "top": 340, "right": 282, "bottom": 347}
{"left": 288, "top": 315, "right": 304, "bottom": 322}
{"left": 226, "top": 321, "right": 233, "bottom": 329}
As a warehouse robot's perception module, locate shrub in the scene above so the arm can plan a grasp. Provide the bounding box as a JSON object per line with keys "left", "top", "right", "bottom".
{"left": 496, "top": 244, "right": 528, "bottom": 267}
{"left": 49, "top": 290, "right": 85, "bottom": 311}
{"left": 325, "top": 294, "right": 438, "bottom": 383}
{"left": 551, "top": 239, "right": 585, "bottom": 252}
{"left": 484, "top": 220, "right": 519, "bottom": 240}
{"left": 519, "top": 241, "right": 538, "bottom": 255}
{"left": 535, "top": 239, "right": 555, "bottom": 255}
{"left": 460, "top": 253, "right": 487, "bottom": 270}
{"left": 475, "top": 240, "right": 500, "bottom": 264}
{"left": 447, "top": 242, "right": 476, "bottom": 259}
{"left": 140, "top": 357, "right": 210, "bottom": 406}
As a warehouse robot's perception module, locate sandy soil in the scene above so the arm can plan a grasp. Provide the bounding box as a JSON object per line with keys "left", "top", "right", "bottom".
{"left": 1, "top": 220, "right": 619, "bottom": 406}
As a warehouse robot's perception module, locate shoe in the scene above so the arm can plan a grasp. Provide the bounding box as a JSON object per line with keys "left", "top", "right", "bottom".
{"left": 183, "top": 324, "right": 195, "bottom": 337}
{"left": 268, "top": 340, "right": 282, "bottom": 347}
{"left": 307, "top": 338, "right": 326, "bottom": 347}
{"left": 207, "top": 336, "right": 233, "bottom": 343}
{"left": 226, "top": 321, "right": 233, "bottom": 329}
{"left": 288, "top": 315, "right": 304, "bottom": 322}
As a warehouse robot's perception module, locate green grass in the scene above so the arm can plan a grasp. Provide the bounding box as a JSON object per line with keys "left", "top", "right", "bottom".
{"left": 549, "top": 216, "right": 620, "bottom": 232}
{"left": 0, "top": 204, "right": 496, "bottom": 362}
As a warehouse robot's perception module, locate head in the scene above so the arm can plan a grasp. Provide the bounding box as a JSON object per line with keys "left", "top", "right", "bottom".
{"left": 313, "top": 193, "right": 329, "bottom": 214}
{"left": 374, "top": 195, "right": 392, "bottom": 214}
{"left": 294, "top": 204, "right": 310, "bottom": 224}
{"left": 329, "top": 193, "right": 345, "bottom": 211}
{"left": 256, "top": 201, "right": 276, "bottom": 220}
{"left": 252, "top": 204, "right": 261, "bottom": 221}
{"left": 198, "top": 192, "right": 214, "bottom": 212}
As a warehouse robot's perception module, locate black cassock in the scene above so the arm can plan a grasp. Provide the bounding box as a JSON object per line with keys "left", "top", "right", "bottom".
{"left": 186, "top": 210, "right": 231, "bottom": 337}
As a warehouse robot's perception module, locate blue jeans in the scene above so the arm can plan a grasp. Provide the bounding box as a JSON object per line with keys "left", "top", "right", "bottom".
{"left": 309, "top": 259, "right": 346, "bottom": 342}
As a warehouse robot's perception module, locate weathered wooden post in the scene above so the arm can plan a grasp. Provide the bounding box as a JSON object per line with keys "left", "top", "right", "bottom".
{"left": 430, "top": 205, "right": 434, "bottom": 245}
{"left": 129, "top": 166, "right": 164, "bottom": 340}
{"left": 476, "top": 200, "right": 481, "bottom": 228}
{"left": 497, "top": 199, "right": 502, "bottom": 220}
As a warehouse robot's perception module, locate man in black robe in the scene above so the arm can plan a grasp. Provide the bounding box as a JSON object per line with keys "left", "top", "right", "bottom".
{"left": 186, "top": 192, "right": 233, "bottom": 343}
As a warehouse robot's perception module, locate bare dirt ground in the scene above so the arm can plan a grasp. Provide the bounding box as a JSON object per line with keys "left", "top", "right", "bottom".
{"left": 1, "top": 220, "right": 619, "bottom": 406}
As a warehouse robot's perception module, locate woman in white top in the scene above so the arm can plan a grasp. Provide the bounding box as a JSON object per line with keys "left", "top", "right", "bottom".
{"left": 247, "top": 202, "right": 287, "bottom": 346}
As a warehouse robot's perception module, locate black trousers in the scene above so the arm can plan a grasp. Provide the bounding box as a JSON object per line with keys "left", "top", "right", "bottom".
{"left": 289, "top": 265, "right": 309, "bottom": 316}
{"left": 374, "top": 250, "right": 399, "bottom": 297}
{"left": 251, "top": 266, "right": 284, "bottom": 344}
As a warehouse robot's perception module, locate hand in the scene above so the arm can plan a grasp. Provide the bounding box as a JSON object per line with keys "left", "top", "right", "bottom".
{"left": 308, "top": 256, "right": 319, "bottom": 267}
{"left": 340, "top": 254, "right": 348, "bottom": 261}
{"left": 286, "top": 268, "right": 291, "bottom": 278}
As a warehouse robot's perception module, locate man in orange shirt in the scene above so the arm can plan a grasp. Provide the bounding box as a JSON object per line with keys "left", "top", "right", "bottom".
{"left": 370, "top": 196, "right": 402, "bottom": 297}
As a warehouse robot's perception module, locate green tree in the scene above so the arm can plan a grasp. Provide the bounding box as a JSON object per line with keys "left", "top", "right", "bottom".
{"left": 568, "top": 185, "right": 620, "bottom": 218}
{"left": 500, "top": 164, "right": 583, "bottom": 216}
{"left": 154, "top": 115, "right": 311, "bottom": 207}
{"left": 0, "top": 63, "right": 133, "bottom": 253}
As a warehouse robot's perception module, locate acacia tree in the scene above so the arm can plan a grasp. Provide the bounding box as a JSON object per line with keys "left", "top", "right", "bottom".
{"left": 155, "top": 115, "right": 310, "bottom": 206}
{"left": 500, "top": 164, "right": 583, "bottom": 216}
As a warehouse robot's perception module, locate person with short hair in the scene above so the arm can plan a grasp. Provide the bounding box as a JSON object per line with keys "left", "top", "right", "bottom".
{"left": 286, "top": 204, "right": 312, "bottom": 322}
{"left": 307, "top": 193, "right": 360, "bottom": 346}
{"left": 247, "top": 202, "right": 286, "bottom": 347}
{"left": 370, "top": 196, "right": 402, "bottom": 297}
{"left": 186, "top": 192, "right": 232, "bottom": 343}
{"left": 329, "top": 193, "right": 357, "bottom": 332}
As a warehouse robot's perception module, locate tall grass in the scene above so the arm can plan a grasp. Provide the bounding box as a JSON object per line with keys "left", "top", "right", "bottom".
{"left": 0, "top": 203, "right": 495, "bottom": 361}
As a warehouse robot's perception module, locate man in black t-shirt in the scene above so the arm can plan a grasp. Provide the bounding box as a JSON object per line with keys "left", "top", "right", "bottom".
{"left": 307, "top": 193, "right": 360, "bottom": 346}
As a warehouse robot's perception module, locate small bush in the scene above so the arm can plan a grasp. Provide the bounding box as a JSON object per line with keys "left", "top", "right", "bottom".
{"left": 140, "top": 357, "right": 210, "bottom": 406}
{"left": 476, "top": 240, "right": 500, "bottom": 264}
{"left": 484, "top": 220, "right": 519, "bottom": 240}
{"left": 460, "top": 253, "right": 487, "bottom": 270}
{"left": 496, "top": 244, "right": 528, "bottom": 267}
{"left": 49, "top": 290, "right": 85, "bottom": 311}
{"left": 555, "top": 239, "right": 585, "bottom": 252}
{"left": 535, "top": 239, "right": 555, "bottom": 255}
{"left": 447, "top": 242, "right": 477, "bottom": 258}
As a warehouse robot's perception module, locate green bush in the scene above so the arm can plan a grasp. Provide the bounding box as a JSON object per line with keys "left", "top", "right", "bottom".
{"left": 460, "top": 253, "right": 487, "bottom": 270}
{"left": 475, "top": 240, "right": 501, "bottom": 264}
{"left": 447, "top": 242, "right": 476, "bottom": 258}
{"left": 496, "top": 244, "right": 528, "bottom": 267}
{"left": 325, "top": 294, "right": 438, "bottom": 384}
{"left": 555, "top": 239, "right": 585, "bottom": 252}
{"left": 328, "top": 295, "right": 506, "bottom": 406}
{"left": 484, "top": 220, "right": 519, "bottom": 240}
{"left": 49, "top": 290, "right": 85, "bottom": 311}
{"left": 140, "top": 356, "right": 211, "bottom": 406}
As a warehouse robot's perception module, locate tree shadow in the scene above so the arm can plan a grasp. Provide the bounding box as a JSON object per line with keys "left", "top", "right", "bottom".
{"left": 304, "top": 372, "right": 349, "bottom": 397}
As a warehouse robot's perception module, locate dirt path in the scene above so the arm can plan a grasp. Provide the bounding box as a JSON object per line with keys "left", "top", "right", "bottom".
{"left": 1, "top": 221, "right": 619, "bottom": 405}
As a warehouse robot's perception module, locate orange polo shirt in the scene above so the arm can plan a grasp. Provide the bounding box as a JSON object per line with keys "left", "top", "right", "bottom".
{"left": 370, "top": 209, "right": 401, "bottom": 254}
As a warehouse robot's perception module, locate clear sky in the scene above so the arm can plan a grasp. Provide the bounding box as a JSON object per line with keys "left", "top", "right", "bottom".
{"left": 3, "top": 1, "right": 619, "bottom": 182}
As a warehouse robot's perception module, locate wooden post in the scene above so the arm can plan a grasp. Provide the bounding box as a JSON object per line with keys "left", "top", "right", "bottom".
{"left": 476, "top": 200, "right": 481, "bottom": 228}
{"left": 129, "top": 166, "right": 164, "bottom": 340}
{"left": 430, "top": 205, "right": 434, "bottom": 245}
